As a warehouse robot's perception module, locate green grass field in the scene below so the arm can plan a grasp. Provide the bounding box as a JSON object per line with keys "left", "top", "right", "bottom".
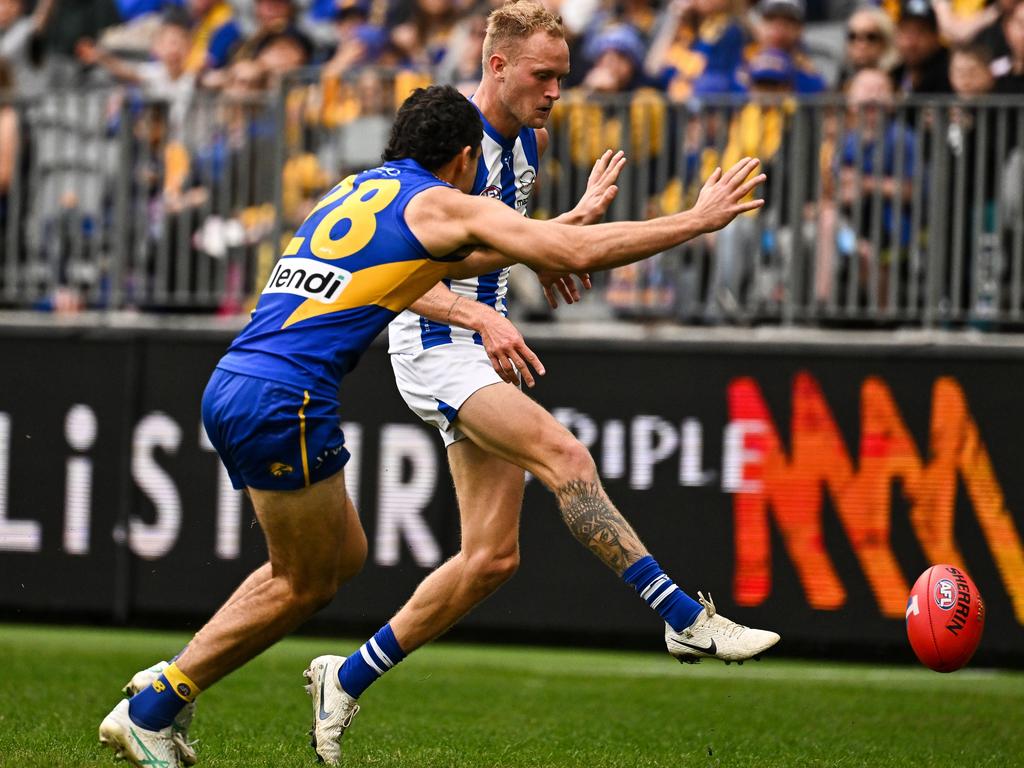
{"left": 1, "top": 624, "right": 1022, "bottom": 768}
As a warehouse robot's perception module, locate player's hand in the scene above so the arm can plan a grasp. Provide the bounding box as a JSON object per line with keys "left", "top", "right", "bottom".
{"left": 477, "top": 311, "right": 545, "bottom": 387}
{"left": 535, "top": 269, "right": 593, "bottom": 309}
{"left": 691, "top": 157, "right": 766, "bottom": 233}
{"left": 571, "top": 149, "right": 627, "bottom": 225}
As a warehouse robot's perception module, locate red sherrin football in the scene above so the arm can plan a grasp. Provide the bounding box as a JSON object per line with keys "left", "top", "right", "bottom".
{"left": 906, "top": 564, "right": 985, "bottom": 672}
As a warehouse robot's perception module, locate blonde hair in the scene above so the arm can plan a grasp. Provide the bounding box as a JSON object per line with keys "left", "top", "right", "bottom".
{"left": 848, "top": 6, "right": 898, "bottom": 72}
{"left": 483, "top": 0, "right": 564, "bottom": 63}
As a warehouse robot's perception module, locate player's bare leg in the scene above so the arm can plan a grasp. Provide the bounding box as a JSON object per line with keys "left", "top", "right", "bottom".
{"left": 102, "top": 471, "right": 366, "bottom": 766}
{"left": 177, "top": 471, "right": 366, "bottom": 688}
{"left": 389, "top": 439, "right": 524, "bottom": 650}
{"left": 457, "top": 383, "right": 780, "bottom": 663}
{"left": 305, "top": 421, "right": 527, "bottom": 765}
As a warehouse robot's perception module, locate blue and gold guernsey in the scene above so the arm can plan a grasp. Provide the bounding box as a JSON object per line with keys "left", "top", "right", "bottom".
{"left": 203, "top": 158, "right": 458, "bottom": 491}
{"left": 388, "top": 104, "right": 538, "bottom": 353}
{"left": 220, "top": 158, "right": 455, "bottom": 390}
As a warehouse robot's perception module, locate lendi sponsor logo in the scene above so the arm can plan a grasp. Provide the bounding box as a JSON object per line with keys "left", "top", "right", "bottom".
{"left": 262, "top": 257, "right": 352, "bottom": 303}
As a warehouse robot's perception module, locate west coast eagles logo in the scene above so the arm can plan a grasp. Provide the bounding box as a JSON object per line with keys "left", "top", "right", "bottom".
{"left": 270, "top": 462, "right": 294, "bottom": 477}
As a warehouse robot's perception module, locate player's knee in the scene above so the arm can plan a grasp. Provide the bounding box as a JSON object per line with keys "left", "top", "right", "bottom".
{"left": 542, "top": 435, "right": 597, "bottom": 489}
{"left": 466, "top": 547, "right": 519, "bottom": 593}
{"left": 285, "top": 579, "right": 338, "bottom": 614}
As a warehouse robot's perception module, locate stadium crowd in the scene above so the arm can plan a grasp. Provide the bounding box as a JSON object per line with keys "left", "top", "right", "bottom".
{"left": 0, "top": 0, "right": 1022, "bottom": 322}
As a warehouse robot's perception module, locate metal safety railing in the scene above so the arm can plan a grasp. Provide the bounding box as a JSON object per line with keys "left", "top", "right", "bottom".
{"left": 2, "top": 72, "right": 1023, "bottom": 329}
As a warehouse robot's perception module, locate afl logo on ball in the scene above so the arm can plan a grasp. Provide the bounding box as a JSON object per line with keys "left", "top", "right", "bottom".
{"left": 934, "top": 579, "right": 957, "bottom": 610}
{"left": 480, "top": 185, "right": 501, "bottom": 199}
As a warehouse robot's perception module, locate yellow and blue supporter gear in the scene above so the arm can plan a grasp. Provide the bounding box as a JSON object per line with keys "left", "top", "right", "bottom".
{"left": 203, "top": 158, "right": 460, "bottom": 490}
{"left": 659, "top": 15, "right": 749, "bottom": 102}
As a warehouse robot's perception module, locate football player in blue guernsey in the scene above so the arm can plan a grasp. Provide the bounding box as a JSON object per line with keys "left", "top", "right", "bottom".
{"left": 98, "top": 83, "right": 775, "bottom": 767}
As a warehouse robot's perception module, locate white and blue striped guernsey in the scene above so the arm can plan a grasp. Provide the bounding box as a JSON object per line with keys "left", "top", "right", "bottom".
{"left": 387, "top": 103, "right": 539, "bottom": 354}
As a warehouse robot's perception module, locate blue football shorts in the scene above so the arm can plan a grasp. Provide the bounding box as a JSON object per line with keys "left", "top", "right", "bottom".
{"left": 201, "top": 367, "right": 350, "bottom": 491}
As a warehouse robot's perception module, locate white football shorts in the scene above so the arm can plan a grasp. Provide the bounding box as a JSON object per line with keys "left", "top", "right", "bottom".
{"left": 390, "top": 343, "right": 508, "bottom": 447}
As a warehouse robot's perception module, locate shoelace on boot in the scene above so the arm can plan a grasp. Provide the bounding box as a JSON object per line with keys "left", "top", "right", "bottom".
{"left": 692, "top": 591, "right": 749, "bottom": 639}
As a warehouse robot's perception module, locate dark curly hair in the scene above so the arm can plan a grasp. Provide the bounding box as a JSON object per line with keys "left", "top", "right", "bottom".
{"left": 383, "top": 85, "right": 483, "bottom": 172}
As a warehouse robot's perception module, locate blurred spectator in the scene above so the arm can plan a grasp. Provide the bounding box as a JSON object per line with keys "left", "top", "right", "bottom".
{"left": 582, "top": 22, "right": 649, "bottom": 91}
{"left": 0, "top": 0, "right": 56, "bottom": 97}
{"left": 644, "top": 0, "right": 748, "bottom": 102}
{"left": 435, "top": 8, "right": 486, "bottom": 92}
{"left": 321, "top": 0, "right": 393, "bottom": 77}
{"left": 183, "top": 0, "right": 236, "bottom": 72}
{"left": 558, "top": 24, "right": 665, "bottom": 170}
{"left": 705, "top": 48, "right": 802, "bottom": 322}
{"left": 76, "top": 8, "right": 196, "bottom": 135}
{"left": 390, "top": 0, "right": 458, "bottom": 69}
{"left": 747, "top": 0, "right": 827, "bottom": 94}
{"left": 933, "top": 0, "right": 1001, "bottom": 46}
{"left": 227, "top": 0, "right": 312, "bottom": 65}
{"left": 992, "top": 0, "right": 1024, "bottom": 91}
{"left": 255, "top": 26, "right": 314, "bottom": 76}
{"left": 818, "top": 68, "right": 915, "bottom": 309}
{"left": 890, "top": 0, "right": 952, "bottom": 94}
{"left": 835, "top": 5, "right": 897, "bottom": 89}
{"left": 946, "top": 43, "right": 1001, "bottom": 316}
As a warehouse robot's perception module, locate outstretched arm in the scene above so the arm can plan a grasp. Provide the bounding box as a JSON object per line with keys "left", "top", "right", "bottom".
{"left": 419, "top": 158, "right": 765, "bottom": 278}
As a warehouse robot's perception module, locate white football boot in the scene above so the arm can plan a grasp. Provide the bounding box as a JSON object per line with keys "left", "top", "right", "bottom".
{"left": 99, "top": 699, "right": 184, "bottom": 768}
{"left": 666, "top": 592, "right": 780, "bottom": 664}
{"left": 304, "top": 655, "right": 360, "bottom": 765}
{"left": 123, "top": 661, "right": 198, "bottom": 765}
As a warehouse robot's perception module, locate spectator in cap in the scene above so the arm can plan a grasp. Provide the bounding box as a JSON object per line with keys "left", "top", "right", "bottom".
{"left": 558, "top": 22, "right": 664, "bottom": 175}
{"left": 891, "top": 0, "right": 952, "bottom": 93}
{"left": 821, "top": 68, "right": 916, "bottom": 310}
{"left": 583, "top": 22, "right": 647, "bottom": 89}
{"left": 836, "top": 6, "right": 898, "bottom": 90}
{"left": 645, "top": 0, "right": 749, "bottom": 102}
{"left": 321, "top": 6, "right": 393, "bottom": 78}
{"left": 704, "top": 46, "right": 801, "bottom": 322}
{"left": 748, "top": 0, "right": 827, "bottom": 94}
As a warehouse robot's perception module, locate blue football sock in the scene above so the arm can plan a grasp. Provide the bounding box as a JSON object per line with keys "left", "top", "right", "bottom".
{"left": 622, "top": 556, "right": 702, "bottom": 632}
{"left": 337, "top": 623, "right": 407, "bottom": 699}
{"left": 128, "top": 663, "right": 198, "bottom": 731}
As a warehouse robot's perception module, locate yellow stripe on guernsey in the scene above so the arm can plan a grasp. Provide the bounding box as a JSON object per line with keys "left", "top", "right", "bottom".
{"left": 162, "top": 663, "right": 200, "bottom": 703}
{"left": 298, "top": 390, "right": 311, "bottom": 487}
{"left": 275, "top": 174, "right": 449, "bottom": 328}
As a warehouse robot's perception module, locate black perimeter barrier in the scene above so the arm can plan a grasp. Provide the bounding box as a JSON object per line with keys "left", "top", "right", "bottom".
{"left": 2, "top": 320, "right": 1023, "bottom": 667}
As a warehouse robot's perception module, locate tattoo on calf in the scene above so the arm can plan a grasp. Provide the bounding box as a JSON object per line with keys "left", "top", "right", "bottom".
{"left": 555, "top": 479, "right": 646, "bottom": 576}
